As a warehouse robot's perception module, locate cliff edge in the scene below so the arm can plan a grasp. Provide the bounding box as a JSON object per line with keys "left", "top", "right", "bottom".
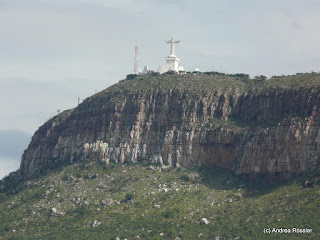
{"left": 13, "top": 72, "right": 320, "bottom": 182}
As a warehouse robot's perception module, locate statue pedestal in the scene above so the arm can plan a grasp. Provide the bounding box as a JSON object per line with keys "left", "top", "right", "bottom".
{"left": 165, "top": 55, "right": 180, "bottom": 72}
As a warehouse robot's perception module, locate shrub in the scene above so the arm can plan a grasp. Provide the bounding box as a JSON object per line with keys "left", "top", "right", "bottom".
{"left": 0, "top": 193, "right": 7, "bottom": 201}
{"left": 62, "top": 174, "right": 69, "bottom": 181}
{"left": 163, "top": 71, "right": 176, "bottom": 75}
{"left": 151, "top": 72, "right": 160, "bottom": 76}
{"left": 180, "top": 174, "right": 191, "bottom": 182}
{"left": 125, "top": 192, "right": 134, "bottom": 201}
{"left": 254, "top": 75, "right": 267, "bottom": 81}
{"left": 126, "top": 74, "right": 138, "bottom": 80}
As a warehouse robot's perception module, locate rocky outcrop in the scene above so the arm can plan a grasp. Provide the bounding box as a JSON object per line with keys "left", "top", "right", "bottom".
{"left": 17, "top": 74, "right": 320, "bottom": 182}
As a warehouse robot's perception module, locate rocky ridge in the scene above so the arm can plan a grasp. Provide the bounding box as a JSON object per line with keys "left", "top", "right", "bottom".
{"left": 8, "top": 73, "right": 320, "bottom": 183}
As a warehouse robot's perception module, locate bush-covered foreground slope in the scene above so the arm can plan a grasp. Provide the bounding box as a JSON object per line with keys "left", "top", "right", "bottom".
{"left": 1, "top": 162, "right": 319, "bottom": 240}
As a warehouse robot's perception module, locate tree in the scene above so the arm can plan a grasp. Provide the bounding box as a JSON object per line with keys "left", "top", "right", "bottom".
{"left": 126, "top": 74, "right": 138, "bottom": 80}
{"left": 254, "top": 75, "right": 267, "bottom": 81}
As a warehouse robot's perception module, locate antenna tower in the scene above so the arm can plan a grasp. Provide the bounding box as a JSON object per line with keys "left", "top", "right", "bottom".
{"left": 134, "top": 46, "right": 139, "bottom": 74}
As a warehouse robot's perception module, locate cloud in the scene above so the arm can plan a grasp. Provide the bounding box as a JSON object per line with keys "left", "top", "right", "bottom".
{"left": 1, "top": 0, "right": 320, "bottom": 154}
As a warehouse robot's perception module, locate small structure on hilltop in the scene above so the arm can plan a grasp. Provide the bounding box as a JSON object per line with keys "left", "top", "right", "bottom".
{"left": 134, "top": 46, "right": 140, "bottom": 75}
{"left": 157, "top": 36, "right": 184, "bottom": 74}
{"left": 133, "top": 45, "right": 152, "bottom": 75}
{"left": 131, "top": 36, "right": 185, "bottom": 78}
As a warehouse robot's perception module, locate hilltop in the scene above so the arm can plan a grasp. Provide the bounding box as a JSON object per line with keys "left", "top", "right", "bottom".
{"left": 1, "top": 72, "right": 320, "bottom": 187}
{"left": 1, "top": 71, "right": 320, "bottom": 239}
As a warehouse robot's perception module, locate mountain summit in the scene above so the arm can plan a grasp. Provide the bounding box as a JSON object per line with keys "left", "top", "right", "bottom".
{"left": 3, "top": 72, "right": 319, "bottom": 184}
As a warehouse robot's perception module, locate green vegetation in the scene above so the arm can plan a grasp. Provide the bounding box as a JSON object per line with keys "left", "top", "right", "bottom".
{"left": 75, "top": 71, "right": 320, "bottom": 116}
{"left": 112, "top": 72, "right": 320, "bottom": 95}
{"left": 265, "top": 72, "right": 320, "bottom": 89}
{"left": 125, "top": 192, "right": 134, "bottom": 201}
{"left": 108, "top": 73, "right": 248, "bottom": 94}
{"left": 1, "top": 161, "right": 319, "bottom": 239}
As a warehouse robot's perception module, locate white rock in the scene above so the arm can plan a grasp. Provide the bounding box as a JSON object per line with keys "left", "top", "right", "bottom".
{"left": 101, "top": 199, "right": 113, "bottom": 206}
{"left": 200, "top": 218, "right": 209, "bottom": 225}
{"left": 161, "top": 165, "right": 170, "bottom": 171}
{"left": 92, "top": 220, "right": 101, "bottom": 227}
{"left": 50, "top": 207, "right": 57, "bottom": 215}
{"left": 149, "top": 165, "right": 155, "bottom": 170}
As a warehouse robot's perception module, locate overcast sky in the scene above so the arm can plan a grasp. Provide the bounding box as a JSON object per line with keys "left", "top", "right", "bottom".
{"left": 1, "top": 0, "right": 320, "bottom": 178}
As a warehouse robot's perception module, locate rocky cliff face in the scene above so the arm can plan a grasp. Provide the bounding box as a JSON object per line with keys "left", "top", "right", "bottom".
{"left": 17, "top": 73, "right": 320, "bottom": 182}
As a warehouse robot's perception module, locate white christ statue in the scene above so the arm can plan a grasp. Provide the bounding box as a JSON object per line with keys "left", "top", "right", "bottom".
{"left": 165, "top": 36, "right": 180, "bottom": 56}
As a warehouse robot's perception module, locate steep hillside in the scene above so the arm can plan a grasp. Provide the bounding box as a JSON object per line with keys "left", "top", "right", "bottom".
{"left": 0, "top": 162, "right": 319, "bottom": 239}
{"left": 5, "top": 72, "right": 320, "bottom": 184}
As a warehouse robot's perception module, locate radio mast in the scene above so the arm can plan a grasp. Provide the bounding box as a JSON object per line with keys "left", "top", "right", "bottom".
{"left": 134, "top": 46, "right": 140, "bottom": 74}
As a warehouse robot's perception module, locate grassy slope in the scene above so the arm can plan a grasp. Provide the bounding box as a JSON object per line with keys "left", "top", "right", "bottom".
{"left": 104, "top": 72, "right": 320, "bottom": 94}
{"left": 0, "top": 162, "right": 319, "bottom": 240}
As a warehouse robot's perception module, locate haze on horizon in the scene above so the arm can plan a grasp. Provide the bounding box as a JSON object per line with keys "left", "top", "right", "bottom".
{"left": 1, "top": 0, "right": 320, "bottom": 178}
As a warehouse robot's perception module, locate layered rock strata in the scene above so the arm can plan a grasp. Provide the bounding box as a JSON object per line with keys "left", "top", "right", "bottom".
{"left": 17, "top": 74, "right": 320, "bottom": 181}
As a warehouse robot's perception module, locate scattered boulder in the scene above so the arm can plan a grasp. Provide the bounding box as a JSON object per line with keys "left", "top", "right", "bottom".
{"left": 153, "top": 204, "right": 160, "bottom": 208}
{"left": 149, "top": 165, "right": 155, "bottom": 170}
{"left": 200, "top": 218, "right": 209, "bottom": 225}
{"left": 227, "top": 199, "right": 233, "bottom": 203}
{"left": 87, "top": 173, "right": 98, "bottom": 179}
{"left": 49, "top": 207, "right": 65, "bottom": 216}
{"left": 161, "top": 165, "right": 170, "bottom": 171}
{"left": 189, "top": 172, "right": 200, "bottom": 179}
{"left": 73, "top": 197, "right": 81, "bottom": 204}
{"left": 236, "top": 193, "right": 242, "bottom": 198}
{"left": 158, "top": 184, "right": 169, "bottom": 193}
{"left": 162, "top": 188, "right": 169, "bottom": 193}
{"left": 49, "top": 207, "right": 57, "bottom": 215}
{"left": 101, "top": 199, "right": 113, "bottom": 206}
{"left": 88, "top": 220, "right": 101, "bottom": 228}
